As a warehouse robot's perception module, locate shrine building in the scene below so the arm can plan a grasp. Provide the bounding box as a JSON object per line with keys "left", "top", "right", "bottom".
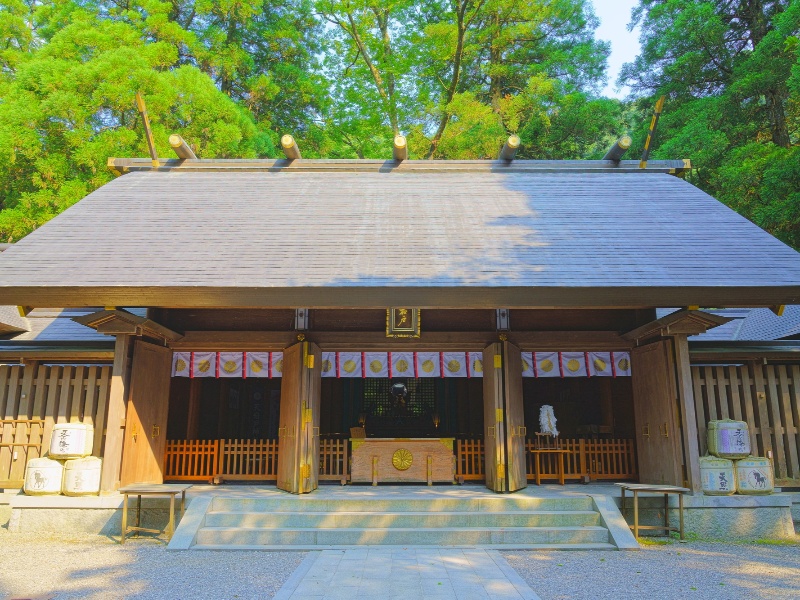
{"left": 1, "top": 149, "right": 800, "bottom": 500}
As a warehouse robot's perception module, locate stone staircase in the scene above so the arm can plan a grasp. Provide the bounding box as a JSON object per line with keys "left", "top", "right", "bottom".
{"left": 171, "top": 492, "right": 637, "bottom": 550}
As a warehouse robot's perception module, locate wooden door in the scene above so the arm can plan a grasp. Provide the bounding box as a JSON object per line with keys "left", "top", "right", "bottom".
{"left": 483, "top": 342, "right": 526, "bottom": 492}
{"left": 120, "top": 341, "right": 172, "bottom": 486}
{"left": 502, "top": 342, "right": 527, "bottom": 492}
{"left": 483, "top": 343, "right": 505, "bottom": 491}
{"left": 631, "top": 340, "right": 684, "bottom": 486}
{"left": 276, "top": 341, "right": 322, "bottom": 494}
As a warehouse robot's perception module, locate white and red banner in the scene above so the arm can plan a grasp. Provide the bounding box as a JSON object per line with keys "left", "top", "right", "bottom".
{"left": 191, "top": 351, "right": 216, "bottom": 378}
{"left": 218, "top": 352, "right": 244, "bottom": 378}
{"left": 534, "top": 352, "right": 561, "bottom": 377}
{"left": 390, "top": 352, "right": 415, "bottom": 378}
{"left": 171, "top": 350, "right": 631, "bottom": 378}
{"left": 321, "top": 352, "right": 337, "bottom": 378}
{"left": 337, "top": 352, "right": 363, "bottom": 378}
{"left": 442, "top": 352, "right": 468, "bottom": 377}
{"left": 172, "top": 352, "right": 191, "bottom": 377}
{"left": 415, "top": 352, "right": 441, "bottom": 377}
{"left": 468, "top": 352, "right": 483, "bottom": 377}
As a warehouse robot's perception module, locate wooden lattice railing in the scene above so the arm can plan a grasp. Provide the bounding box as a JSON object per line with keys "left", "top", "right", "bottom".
{"left": 218, "top": 439, "right": 279, "bottom": 481}
{"left": 164, "top": 440, "right": 219, "bottom": 481}
{"left": 319, "top": 438, "right": 349, "bottom": 482}
{"left": 455, "top": 438, "right": 637, "bottom": 483}
{"left": 164, "top": 436, "right": 637, "bottom": 483}
{"left": 455, "top": 438, "right": 485, "bottom": 481}
{"left": 164, "top": 438, "right": 349, "bottom": 482}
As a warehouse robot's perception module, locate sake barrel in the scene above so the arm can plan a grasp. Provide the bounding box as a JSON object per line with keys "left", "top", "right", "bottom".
{"left": 49, "top": 423, "right": 94, "bottom": 458}
{"left": 699, "top": 455, "right": 735, "bottom": 495}
{"left": 707, "top": 420, "right": 750, "bottom": 459}
{"left": 735, "top": 457, "right": 774, "bottom": 495}
{"left": 62, "top": 456, "right": 102, "bottom": 496}
{"left": 23, "top": 457, "right": 64, "bottom": 495}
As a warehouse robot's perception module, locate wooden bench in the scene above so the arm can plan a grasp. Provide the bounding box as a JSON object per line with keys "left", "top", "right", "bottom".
{"left": 615, "top": 483, "right": 689, "bottom": 540}
{"left": 119, "top": 483, "right": 192, "bottom": 543}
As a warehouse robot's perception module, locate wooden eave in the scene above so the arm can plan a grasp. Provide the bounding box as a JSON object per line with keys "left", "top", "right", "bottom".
{"left": 107, "top": 157, "right": 692, "bottom": 176}
{"left": 0, "top": 349, "right": 114, "bottom": 362}
{"left": 689, "top": 340, "right": 800, "bottom": 363}
{"left": 72, "top": 309, "right": 183, "bottom": 342}
{"left": 4, "top": 285, "right": 800, "bottom": 310}
{"left": 622, "top": 310, "right": 732, "bottom": 343}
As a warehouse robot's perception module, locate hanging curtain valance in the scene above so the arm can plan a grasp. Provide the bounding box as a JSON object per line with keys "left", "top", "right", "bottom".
{"left": 171, "top": 351, "right": 631, "bottom": 379}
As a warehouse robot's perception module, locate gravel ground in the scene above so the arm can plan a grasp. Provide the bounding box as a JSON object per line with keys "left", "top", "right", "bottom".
{"left": 504, "top": 540, "right": 800, "bottom": 600}
{"left": 0, "top": 527, "right": 306, "bottom": 600}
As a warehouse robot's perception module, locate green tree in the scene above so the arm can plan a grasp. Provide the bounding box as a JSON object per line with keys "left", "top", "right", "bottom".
{"left": 0, "top": 11, "right": 270, "bottom": 241}
{"left": 621, "top": 0, "right": 800, "bottom": 248}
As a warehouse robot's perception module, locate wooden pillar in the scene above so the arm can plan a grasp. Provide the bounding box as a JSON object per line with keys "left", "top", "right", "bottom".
{"left": 100, "top": 335, "right": 133, "bottom": 493}
{"left": 671, "top": 334, "right": 702, "bottom": 493}
{"left": 186, "top": 379, "right": 201, "bottom": 440}
{"left": 599, "top": 378, "right": 614, "bottom": 430}
{"left": 276, "top": 341, "right": 321, "bottom": 494}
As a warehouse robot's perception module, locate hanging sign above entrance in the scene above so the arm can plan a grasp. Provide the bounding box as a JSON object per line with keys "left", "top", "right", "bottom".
{"left": 171, "top": 350, "right": 631, "bottom": 379}
{"left": 386, "top": 308, "right": 420, "bottom": 338}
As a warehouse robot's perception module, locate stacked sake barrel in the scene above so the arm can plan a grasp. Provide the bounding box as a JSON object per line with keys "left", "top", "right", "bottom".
{"left": 23, "top": 424, "right": 102, "bottom": 496}
{"left": 701, "top": 420, "right": 773, "bottom": 496}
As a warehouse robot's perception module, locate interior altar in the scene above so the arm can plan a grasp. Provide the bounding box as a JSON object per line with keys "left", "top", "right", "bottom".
{"left": 350, "top": 438, "right": 456, "bottom": 485}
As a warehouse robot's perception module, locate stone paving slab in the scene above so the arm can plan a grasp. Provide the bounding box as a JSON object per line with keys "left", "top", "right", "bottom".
{"left": 273, "top": 547, "right": 541, "bottom": 600}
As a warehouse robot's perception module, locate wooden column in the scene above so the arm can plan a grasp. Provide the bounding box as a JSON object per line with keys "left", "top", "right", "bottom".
{"left": 482, "top": 341, "right": 527, "bottom": 493}
{"left": 186, "top": 379, "right": 201, "bottom": 440}
{"left": 599, "top": 378, "right": 614, "bottom": 430}
{"left": 276, "top": 341, "right": 322, "bottom": 494}
{"left": 100, "top": 335, "right": 133, "bottom": 493}
{"left": 671, "top": 334, "right": 702, "bottom": 493}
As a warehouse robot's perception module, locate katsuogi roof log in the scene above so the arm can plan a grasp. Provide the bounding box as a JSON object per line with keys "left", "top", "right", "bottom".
{"left": 498, "top": 136, "right": 521, "bottom": 162}
{"left": 281, "top": 135, "right": 301, "bottom": 160}
{"left": 603, "top": 136, "right": 632, "bottom": 163}
{"left": 169, "top": 135, "right": 197, "bottom": 160}
{"left": 393, "top": 135, "right": 408, "bottom": 162}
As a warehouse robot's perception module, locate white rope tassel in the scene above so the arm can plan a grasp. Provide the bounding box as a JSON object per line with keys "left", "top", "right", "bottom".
{"left": 539, "top": 405, "right": 559, "bottom": 437}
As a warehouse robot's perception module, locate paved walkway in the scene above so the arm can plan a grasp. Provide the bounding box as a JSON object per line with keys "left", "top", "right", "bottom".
{"left": 273, "top": 547, "right": 540, "bottom": 600}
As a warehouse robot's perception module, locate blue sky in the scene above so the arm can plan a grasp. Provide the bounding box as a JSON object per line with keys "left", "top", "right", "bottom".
{"left": 591, "top": 0, "right": 641, "bottom": 98}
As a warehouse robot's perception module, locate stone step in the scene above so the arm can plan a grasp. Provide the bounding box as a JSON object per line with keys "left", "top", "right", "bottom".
{"left": 195, "top": 525, "right": 612, "bottom": 547}
{"left": 204, "top": 509, "right": 602, "bottom": 529}
{"left": 191, "top": 542, "right": 620, "bottom": 551}
{"left": 209, "top": 496, "right": 595, "bottom": 513}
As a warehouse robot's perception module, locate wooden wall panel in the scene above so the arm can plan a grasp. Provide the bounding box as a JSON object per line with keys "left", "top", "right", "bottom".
{"left": 162, "top": 308, "right": 649, "bottom": 338}
{"left": 692, "top": 363, "right": 800, "bottom": 483}
{"left": 119, "top": 342, "right": 173, "bottom": 486}
{"left": 0, "top": 364, "right": 112, "bottom": 487}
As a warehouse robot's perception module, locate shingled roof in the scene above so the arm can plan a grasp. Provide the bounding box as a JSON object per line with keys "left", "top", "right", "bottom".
{"left": 0, "top": 162, "right": 799, "bottom": 308}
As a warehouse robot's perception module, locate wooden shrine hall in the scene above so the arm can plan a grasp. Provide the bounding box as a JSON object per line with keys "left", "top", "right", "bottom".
{"left": 2, "top": 147, "right": 800, "bottom": 497}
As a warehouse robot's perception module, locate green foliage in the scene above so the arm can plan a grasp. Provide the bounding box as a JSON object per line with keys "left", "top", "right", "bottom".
{"left": 0, "top": 11, "right": 271, "bottom": 241}
{"left": 621, "top": 0, "right": 800, "bottom": 248}
{"left": 2, "top": 0, "right": 799, "bottom": 254}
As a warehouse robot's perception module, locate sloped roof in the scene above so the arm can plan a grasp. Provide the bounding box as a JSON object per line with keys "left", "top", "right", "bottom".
{"left": 1, "top": 166, "right": 799, "bottom": 308}
{"left": 687, "top": 306, "right": 800, "bottom": 341}
{"left": 0, "top": 305, "right": 27, "bottom": 335}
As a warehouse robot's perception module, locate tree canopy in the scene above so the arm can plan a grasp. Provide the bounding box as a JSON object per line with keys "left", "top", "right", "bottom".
{"left": 0, "top": 0, "right": 798, "bottom": 251}
{"left": 620, "top": 0, "right": 800, "bottom": 248}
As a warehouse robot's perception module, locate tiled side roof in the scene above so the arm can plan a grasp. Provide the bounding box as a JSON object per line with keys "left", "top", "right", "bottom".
{"left": 689, "top": 306, "right": 800, "bottom": 341}
{"left": 0, "top": 305, "right": 27, "bottom": 334}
